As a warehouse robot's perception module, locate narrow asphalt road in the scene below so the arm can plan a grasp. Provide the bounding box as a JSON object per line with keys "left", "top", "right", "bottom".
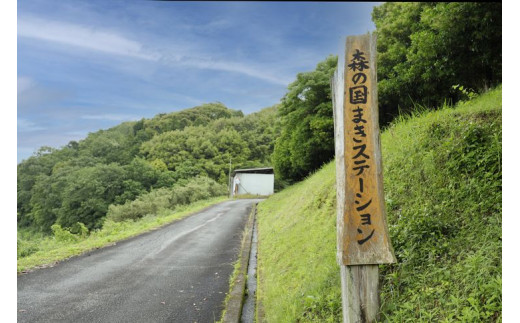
{"left": 18, "top": 199, "right": 261, "bottom": 323}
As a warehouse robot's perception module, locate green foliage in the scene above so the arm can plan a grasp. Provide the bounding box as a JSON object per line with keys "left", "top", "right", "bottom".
{"left": 17, "top": 237, "right": 40, "bottom": 258}
{"left": 256, "top": 88, "right": 502, "bottom": 322}
{"left": 372, "top": 2, "right": 501, "bottom": 125}
{"left": 56, "top": 164, "right": 128, "bottom": 230}
{"left": 18, "top": 102, "right": 278, "bottom": 234}
{"left": 272, "top": 55, "right": 337, "bottom": 183}
{"left": 17, "top": 145, "right": 79, "bottom": 227}
{"left": 106, "top": 188, "right": 173, "bottom": 222}
{"left": 78, "top": 122, "right": 138, "bottom": 165}
{"left": 452, "top": 84, "right": 478, "bottom": 102}
{"left": 380, "top": 87, "right": 502, "bottom": 322}
{"left": 140, "top": 106, "right": 279, "bottom": 184}
{"left": 106, "top": 176, "right": 227, "bottom": 222}
{"left": 17, "top": 197, "right": 229, "bottom": 272}
{"left": 51, "top": 222, "right": 90, "bottom": 243}
{"left": 143, "top": 102, "right": 243, "bottom": 134}
{"left": 71, "top": 222, "right": 89, "bottom": 238}
{"left": 28, "top": 168, "right": 71, "bottom": 232}
{"left": 51, "top": 224, "right": 79, "bottom": 243}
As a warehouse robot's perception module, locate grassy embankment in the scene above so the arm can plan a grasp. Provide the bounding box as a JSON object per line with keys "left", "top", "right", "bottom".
{"left": 256, "top": 86, "right": 502, "bottom": 322}
{"left": 17, "top": 196, "right": 228, "bottom": 273}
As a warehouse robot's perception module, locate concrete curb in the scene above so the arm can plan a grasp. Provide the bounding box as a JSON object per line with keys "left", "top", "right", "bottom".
{"left": 220, "top": 203, "right": 256, "bottom": 322}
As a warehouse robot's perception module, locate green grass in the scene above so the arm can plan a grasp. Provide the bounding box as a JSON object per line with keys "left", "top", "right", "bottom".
{"left": 233, "top": 194, "right": 270, "bottom": 199}
{"left": 257, "top": 162, "right": 340, "bottom": 322}
{"left": 256, "top": 86, "right": 502, "bottom": 322}
{"left": 17, "top": 196, "right": 229, "bottom": 273}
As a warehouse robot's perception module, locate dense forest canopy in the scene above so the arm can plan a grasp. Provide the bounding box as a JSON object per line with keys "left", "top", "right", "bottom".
{"left": 372, "top": 2, "right": 501, "bottom": 124}
{"left": 18, "top": 103, "right": 279, "bottom": 233}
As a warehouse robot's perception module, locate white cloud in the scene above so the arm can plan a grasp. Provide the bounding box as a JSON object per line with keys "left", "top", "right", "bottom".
{"left": 17, "top": 118, "right": 45, "bottom": 132}
{"left": 160, "top": 54, "right": 292, "bottom": 86}
{"left": 193, "top": 59, "right": 291, "bottom": 86}
{"left": 18, "top": 15, "right": 292, "bottom": 86}
{"left": 81, "top": 114, "right": 140, "bottom": 121}
{"left": 18, "top": 16, "right": 159, "bottom": 61}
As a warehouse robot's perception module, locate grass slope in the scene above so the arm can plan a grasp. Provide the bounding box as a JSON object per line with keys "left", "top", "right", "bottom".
{"left": 256, "top": 86, "right": 502, "bottom": 322}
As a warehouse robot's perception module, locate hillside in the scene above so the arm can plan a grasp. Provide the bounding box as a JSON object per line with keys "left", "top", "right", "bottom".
{"left": 256, "top": 87, "right": 502, "bottom": 322}
{"left": 17, "top": 102, "right": 279, "bottom": 234}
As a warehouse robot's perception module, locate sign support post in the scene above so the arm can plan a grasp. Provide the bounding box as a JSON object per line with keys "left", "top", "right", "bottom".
{"left": 332, "top": 33, "right": 396, "bottom": 323}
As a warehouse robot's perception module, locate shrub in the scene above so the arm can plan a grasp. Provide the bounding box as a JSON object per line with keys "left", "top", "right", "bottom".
{"left": 106, "top": 176, "right": 227, "bottom": 222}
{"left": 106, "top": 188, "right": 171, "bottom": 222}
{"left": 51, "top": 224, "right": 79, "bottom": 242}
{"left": 70, "top": 222, "right": 89, "bottom": 238}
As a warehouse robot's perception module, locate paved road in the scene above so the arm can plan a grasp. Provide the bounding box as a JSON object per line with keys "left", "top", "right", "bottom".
{"left": 18, "top": 199, "right": 261, "bottom": 323}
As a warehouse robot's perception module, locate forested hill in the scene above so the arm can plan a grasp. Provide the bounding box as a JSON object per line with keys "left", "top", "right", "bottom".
{"left": 18, "top": 2, "right": 501, "bottom": 249}
{"left": 17, "top": 102, "right": 279, "bottom": 233}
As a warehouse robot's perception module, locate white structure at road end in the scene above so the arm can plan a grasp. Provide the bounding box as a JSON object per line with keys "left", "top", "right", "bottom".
{"left": 230, "top": 167, "right": 274, "bottom": 197}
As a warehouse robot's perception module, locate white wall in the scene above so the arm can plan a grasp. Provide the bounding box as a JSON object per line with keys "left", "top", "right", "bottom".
{"left": 234, "top": 173, "right": 274, "bottom": 196}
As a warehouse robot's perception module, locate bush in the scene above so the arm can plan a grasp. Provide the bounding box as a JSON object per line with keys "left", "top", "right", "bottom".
{"left": 70, "top": 222, "right": 89, "bottom": 238}
{"left": 106, "top": 188, "right": 171, "bottom": 222}
{"left": 106, "top": 176, "right": 227, "bottom": 222}
{"left": 51, "top": 224, "right": 79, "bottom": 242}
{"left": 17, "top": 238, "right": 39, "bottom": 258}
{"left": 170, "top": 176, "right": 227, "bottom": 205}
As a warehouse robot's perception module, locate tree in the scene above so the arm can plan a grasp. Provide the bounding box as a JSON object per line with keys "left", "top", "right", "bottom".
{"left": 372, "top": 2, "right": 502, "bottom": 125}
{"left": 272, "top": 55, "right": 338, "bottom": 182}
{"left": 17, "top": 101, "right": 279, "bottom": 233}
{"left": 17, "top": 145, "right": 78, "bottom": 228}
{"left": 78, "top": 122, "right": 137, "bottom": 165}
{"left": 143, "top": 102, "right": 244, "bottom": 134}
{"left": 57, "top": 164, "right": 127, "bottom": 230}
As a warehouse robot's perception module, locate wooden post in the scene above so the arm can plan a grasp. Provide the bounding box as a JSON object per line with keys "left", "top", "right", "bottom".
{"left": 332, "top": 33, "right": 396, "bottom": 323}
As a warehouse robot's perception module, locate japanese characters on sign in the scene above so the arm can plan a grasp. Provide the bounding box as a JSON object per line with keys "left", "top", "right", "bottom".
{"left": 347, "top": 48, "right": 374, "bottom": 246}
{"left": 338, "top": 34, "right": 395, "bottom": 265}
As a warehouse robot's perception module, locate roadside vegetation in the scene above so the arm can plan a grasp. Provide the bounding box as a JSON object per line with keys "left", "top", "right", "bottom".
{"left": 18, "top": 196, "right": 228, "bottom": 273}
{"left": 256, "top": 87, "right": 502, "bottom": 322}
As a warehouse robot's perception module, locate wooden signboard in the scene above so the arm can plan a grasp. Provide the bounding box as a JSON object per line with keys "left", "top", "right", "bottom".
{"left": 333, "top": 33, "right": 395, "bottom": 265}
{"left": 332, "top": 33, "right": 396, "bottom": 322}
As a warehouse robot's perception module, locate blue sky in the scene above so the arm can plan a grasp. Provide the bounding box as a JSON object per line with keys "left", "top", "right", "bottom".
{"left": 17, "top": 1, "right": 379, "bottom": 162}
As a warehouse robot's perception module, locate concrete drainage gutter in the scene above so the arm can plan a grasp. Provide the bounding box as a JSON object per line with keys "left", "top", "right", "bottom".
{"left": 240, "top": 206, "right": 258, "bottom": 322}
{"left": 220, "top": 203, "right": 258, "bottom": 323}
